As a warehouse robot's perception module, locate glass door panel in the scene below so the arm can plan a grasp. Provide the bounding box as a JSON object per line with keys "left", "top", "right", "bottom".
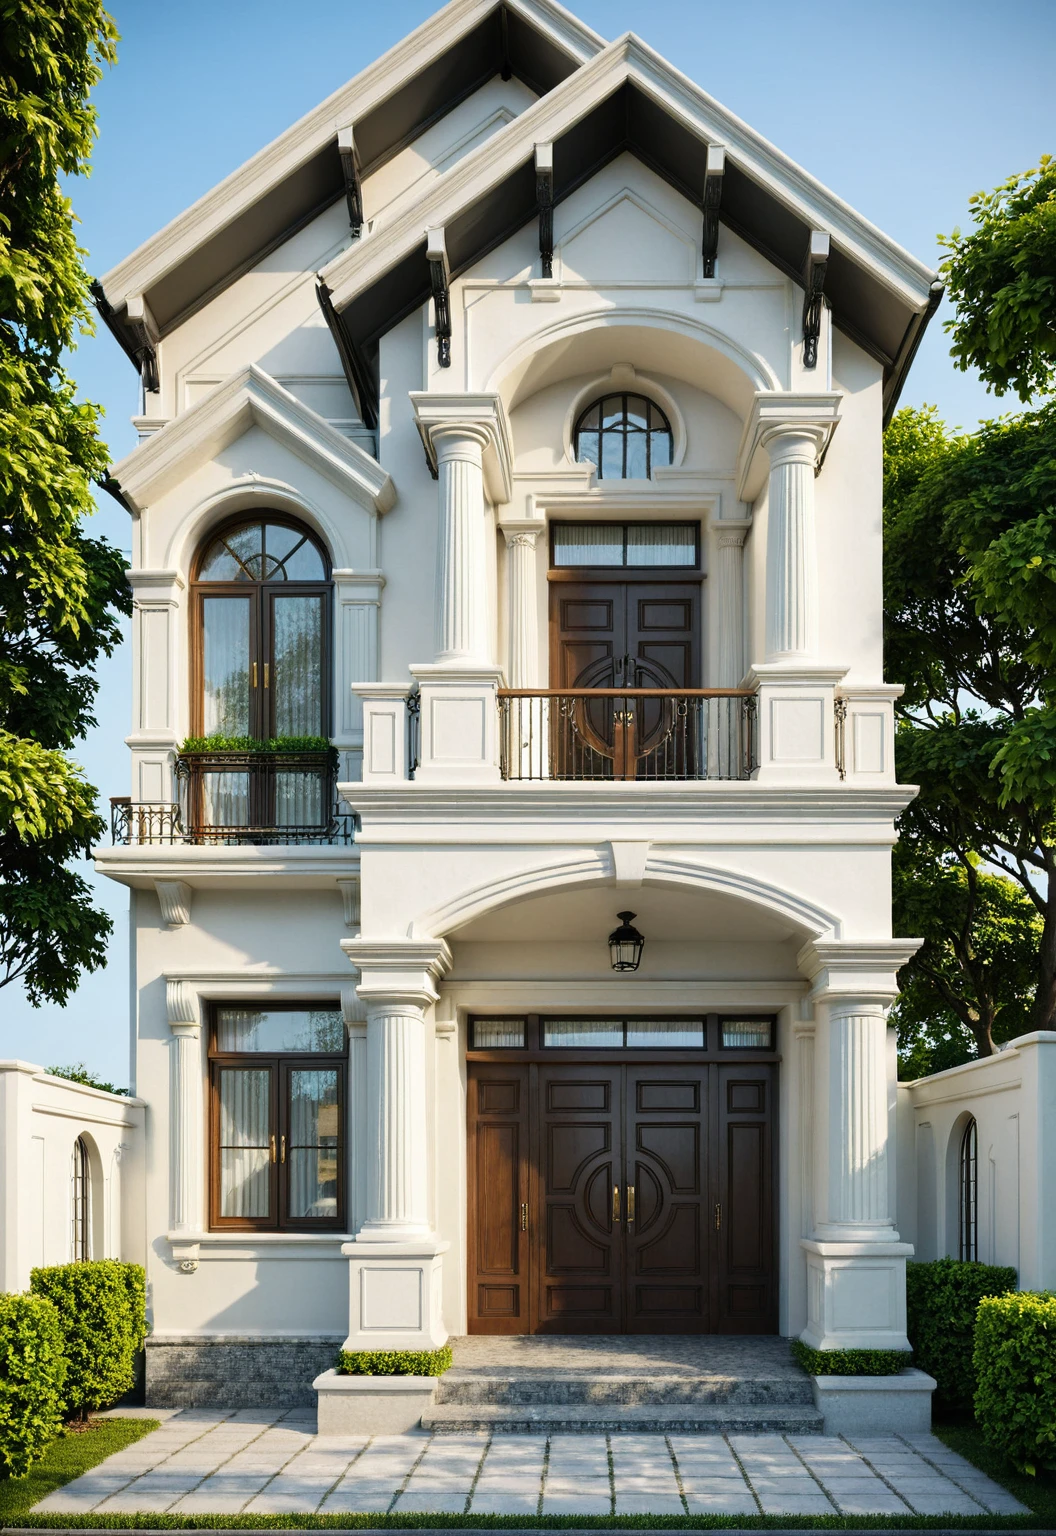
{"left": 218, "top": 1067, "right": 273, "bottom": 1220}
{"left": 202, "top": 596, "right": 253, "bottom": 735}
{"left": 269, "top": 594, "right": 324, "bottom": 736}
{"left": 285, "top": 1067, "right": 340, "bottom": 1221}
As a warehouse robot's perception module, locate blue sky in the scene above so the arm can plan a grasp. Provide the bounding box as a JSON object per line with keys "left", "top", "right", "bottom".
{"left": 2, "top": 0, "right": 1053, "bottom": 1085}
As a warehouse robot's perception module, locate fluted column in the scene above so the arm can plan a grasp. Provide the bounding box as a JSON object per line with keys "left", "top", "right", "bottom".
{"left": 433, "top": 424, "right": 491, "bottom": 664}
{"left": 714, "top": 524, "right": 748, "bottom": 687}
{"left": 820, "top": 1000, "right": 895, "bottom": 1239}
{"left": 762, "top": 427, "right": 824, "bottom": 662}
{"left": 358, "top": 995, "right": 432, "bottom": 1241}
{"left": 503, "top": 528, "right": 540, "bottom": 687}
{"left": 169, "top": 1024, "right": 202, "bottom": 1235}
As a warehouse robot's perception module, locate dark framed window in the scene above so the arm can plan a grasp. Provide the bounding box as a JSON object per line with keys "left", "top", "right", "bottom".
{"left": 192, "top": 517, "right": 332, "bottom": 741}
{"left": 958, "top": 1117, "right": 978, "bottom": 1262}
{"left": 550, "top": 521, "right": 698, "bottom": 568}
{"left": 208, "top": 1003, "right": 346, "bottom": 1231}
{"left": 468, "top": 1014, "right": 778, "bottom": 1054}
{"left": 573, "top": 394, "right": 673, "bottom": 480}
{"left": 71, "top": 1136, "right": 90, "bottom": 1260}
{"left": 719, "top": 1018, "right": 774, "bottom": 1050}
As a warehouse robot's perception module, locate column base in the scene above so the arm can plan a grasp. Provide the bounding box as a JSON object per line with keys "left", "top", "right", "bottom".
{"left": 800, "top": 1238, "right": 913, "bottom": 1352}
{"left": 341, "top": 1238, "right": 450, "bottom": 1352}
{"left": 747, "top": 664, "right": 846, "bottom": 785}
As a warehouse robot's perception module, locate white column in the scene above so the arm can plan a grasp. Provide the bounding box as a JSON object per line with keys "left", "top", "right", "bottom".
{"left": 433, "top": 424, "right": 491, "bottom": 664}
{"left": 762, "top": 427, "right": 824, "bottom": 662}
{"left": 503, "top": 528, "right": 540, "bottom": 688}
{"left": 359, "top": 995, "right": 431, "bottom": 1242}
{"left": 819, "top": 1000, "right": 896, "bottom": 1240}
{"left": 169, "top": 1027, "right": 203, "bottom": 1234}
{"left": 714, "top": 524, "right": 748, "bottom": 688}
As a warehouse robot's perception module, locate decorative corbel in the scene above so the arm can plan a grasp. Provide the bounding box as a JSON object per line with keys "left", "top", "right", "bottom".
{"left": 535, "top": 143, "right": 554, "bottom": 279}
{"left": 802, "top": 230, "right": 830, "bottom": 370}
{"left": 154, "top": 879, "right": 192, "bottom": 927}
{"left": 427, "top": 227, "right": 452, "bottom": 369}
{"left": 702, "top": 144, "right": 725, "bottom": 279}
{"left": 341, "top": 980, "right": 367, "bottom": 1028}
{"left": 125, "top": 294, "right": 160, "bottom": 395}
{"left": 165, "top": 978, "right": 198, "bottom": 1029}
{"left": 336, "top": 878, "right": 360, "bottom": 930}
{"left": 337, "top": 126, "right": 364, "bottom": 239}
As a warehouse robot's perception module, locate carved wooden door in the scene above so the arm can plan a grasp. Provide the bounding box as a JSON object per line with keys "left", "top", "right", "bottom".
{"left": 714, "top": 1063, "right": 777, "bottom": 1333}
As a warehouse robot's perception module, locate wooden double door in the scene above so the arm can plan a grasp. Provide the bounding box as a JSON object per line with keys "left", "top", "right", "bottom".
{"left": 467, "top": 1061, "right": 775, "bottom": 1335}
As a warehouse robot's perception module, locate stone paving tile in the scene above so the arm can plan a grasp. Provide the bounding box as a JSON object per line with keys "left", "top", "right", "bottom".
{"left": 757, "top": 1493, "right": 837, "bottom": 1514}
{"left": 168, "top": 1493, "right": 256, "bottom": 1514}
{"left": 470, "top": 1493, "right": 542, "bottom": 1513}
{"left": 683, "top": 1492, "right": 759, "bottom": 1514}
{"left": 614, "top": 1494, "right": 686, "bottom": 1513}
{"left": 394, "top": 1492, "right": 474, "bottom": 1513}
{"left": 678, "top": 1472, "right": 755, "bottom": 1495}
{"left": 827, "top": 1491, "right": 914, "bottom": 1514}
{"left": 319, "top": 1489, "right": 395, "bottom": 1513}
{"left": 541, "top": 1492, "right": 613, "bottom": 1514}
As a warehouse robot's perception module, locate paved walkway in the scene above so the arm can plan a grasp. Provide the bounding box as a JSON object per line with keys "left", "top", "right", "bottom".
{"left": 37, "top": 1409, "right": 1028, "bottom": 1517}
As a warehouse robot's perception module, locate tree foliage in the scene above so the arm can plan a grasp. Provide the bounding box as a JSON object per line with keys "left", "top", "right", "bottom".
{"left": 885, "top": 403, "right": 1056, "bottom": 1056}
{"left": 940, "top": 156, "right": 1056, "bottom": 402}
{"left": 0, "top": 1, "right": 129, "bottom": 1004}
{"left": 46, "top": 1060, "right": 126, "bottom": 1093}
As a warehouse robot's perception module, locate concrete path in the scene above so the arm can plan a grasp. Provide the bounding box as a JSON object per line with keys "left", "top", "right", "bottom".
{"left": 35, "top": 1409, "right": 1028, "bottom": 1517}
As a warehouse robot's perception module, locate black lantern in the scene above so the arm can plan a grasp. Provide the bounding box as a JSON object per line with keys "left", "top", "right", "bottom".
{"left": 608, "top": 910, "right": 645, "bottom": 973}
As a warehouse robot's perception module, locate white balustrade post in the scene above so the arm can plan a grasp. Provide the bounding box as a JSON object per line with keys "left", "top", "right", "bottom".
{"left": 762, "top": 426, "right": 824, "bottom": 663}
{"left": 433, "top": 424, "right": 491, "bottom": 665}
{"left": 359, "top": 995, "right": 432, "bottom": 1242}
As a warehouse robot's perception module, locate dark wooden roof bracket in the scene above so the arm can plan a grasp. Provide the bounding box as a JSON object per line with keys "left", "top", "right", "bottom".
{"left": 315, "top": 278, "right": 378, "bottom": 430}
{"left": 535, "top": 142, "right": 554, "bottom": 278}
{"left": 338, "top": 126, "right": 364, "bottom": 239}
{"left": 802, "top": 230, "right": 830, "bottom": 369}
{"left": 701, "top": 143, "right": 725, "bottom": 279}
{"left": 427, "top": 227, "right": 452, "bottom": 369}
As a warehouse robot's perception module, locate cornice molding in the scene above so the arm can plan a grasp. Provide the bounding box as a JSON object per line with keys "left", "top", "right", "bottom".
{"left": 736, "top": 391, "right": 843, "bottom": 503}
{"left": 111, "top": 365, "right": 395, "bottom": 515}
{"left": 410, "top": 392, "right": 514, "bottom": 506}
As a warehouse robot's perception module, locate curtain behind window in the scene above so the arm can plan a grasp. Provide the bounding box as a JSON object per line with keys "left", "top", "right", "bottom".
{"left": 219, "top": 1068, "right": 271, "bottom": 1218}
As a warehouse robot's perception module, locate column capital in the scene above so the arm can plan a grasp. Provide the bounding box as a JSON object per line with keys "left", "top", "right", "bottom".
{"left": 502, "top": 523, "right": 542, "bottom": 550}
{"left": 341, "top": 937, "right": 451, "bottom": 1007}
{"left": 736, "top": 390, "right": 842, "bottom": 502}
{"left": 797, "top": 938, "right": 922, "bottom": 1004}
{"left": 714, "top": 519, "right": 750, "bottom": 549}
{"left": 410, "top": 391, "right": 513, "bottom": 505}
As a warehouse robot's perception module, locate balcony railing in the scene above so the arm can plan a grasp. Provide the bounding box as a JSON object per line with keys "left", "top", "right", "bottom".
{"left": 110, "top": 749, "right": 356, "bottom": 846}
{"left": 498, "top": 689, "right": 757, "bottom": 782}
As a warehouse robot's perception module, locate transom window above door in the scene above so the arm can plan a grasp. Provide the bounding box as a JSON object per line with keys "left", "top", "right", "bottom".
{"left": 192, "top": 517, "right": 331, "bottom": 741}
{"left": 573, "top": 393, "right": 673, "bottom": 479}
{"left": 551, "top": 521, "right": 698, "bottom": 568}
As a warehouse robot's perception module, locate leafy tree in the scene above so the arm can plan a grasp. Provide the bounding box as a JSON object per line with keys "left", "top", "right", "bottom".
{"left": 0, "top": 2, "right": 129, "bottom": 1005}
{"left": 46, "top": 1061, "right": 127, "bottom": 1094}
{"left": 885, "top": 403, "right": 1056, "bottom": 1051}
{"left": 940, "top": 156, "right": 1056, "bottom": 401}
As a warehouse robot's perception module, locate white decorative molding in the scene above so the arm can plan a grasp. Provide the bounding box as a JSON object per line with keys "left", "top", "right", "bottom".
{"left": 155, "top": 880, "right": 192, "bottom": 927}
{"left": 610, "top": 840, "right": 650, "bottom": 888}
{"left": 410, "top": 392, "right": 513, "bottom": 507}
{"left": 713, "top": 520, "right": 750, "bottom": 688}
{"left": 165, "top": 978, "right": 198, "bottom": 1028}
{"left": 341, "top": 982, "right": 367, "bottom": 1026}
{"left": 337, "top": 878, "right": 361, "bottom": 929}
{"left": 736, "top": 391, "right": 842, "bottom": 504}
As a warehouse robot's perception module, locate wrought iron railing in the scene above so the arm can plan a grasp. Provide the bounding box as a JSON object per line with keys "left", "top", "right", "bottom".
{"left": 110, "top": 751, "right": 356, "bottom": 846}
{"left": 498, "top": 689, "right": 757, "bottom": 782}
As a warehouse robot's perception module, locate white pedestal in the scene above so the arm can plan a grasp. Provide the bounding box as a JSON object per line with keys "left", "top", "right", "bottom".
{"left": 748, "top": 664, "right": 845, "bottom": 785}
{"left": 811, "top": 1368, "right": 936, "bottom": 1436}
{"left": 801, "top": 1238, "right": 913, "bottom": 1351}
{"left": 358, "top": 684, "right": 411, "bottom": 783}
{"left": 314, "top": 1369, "right": 438, "bottom": 1434}
{"left": 410, "top": 665, "right": 502, "bottom": 784}
{"left": 341, "top": 1238, "right": 450, "bottom": 1352}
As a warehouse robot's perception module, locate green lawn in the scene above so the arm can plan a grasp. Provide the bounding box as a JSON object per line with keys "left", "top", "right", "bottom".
{"left": 0, "top": 1416, "right": 158, "bottom": 1523}
{"left": 935, "top": 1421, "right": 1056, "bottom": 1521}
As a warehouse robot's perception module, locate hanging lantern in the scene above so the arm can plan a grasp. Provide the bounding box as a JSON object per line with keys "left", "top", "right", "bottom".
{"left": 608, "top": 910, "right": 645, "bottom": 973}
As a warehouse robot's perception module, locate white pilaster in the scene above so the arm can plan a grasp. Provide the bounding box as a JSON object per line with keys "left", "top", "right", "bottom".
{"left": 713, "top": 522, "right": 749, "bottom": 688}
{"left": 503, "top": 526, "right": 541, "bottom": 688}
{"left": 433, "top": 424, "right": 491, "bottom": 664}
{"left": 762, "top": 425, "right": 824, "bottom": 663}
{"left": 166, "top": 982, "right": 203, "bottom": 1271}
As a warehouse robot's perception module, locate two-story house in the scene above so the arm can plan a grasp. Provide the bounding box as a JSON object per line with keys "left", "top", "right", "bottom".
{"left": 93, "top": 0, "right": 944, "bottom": 1406}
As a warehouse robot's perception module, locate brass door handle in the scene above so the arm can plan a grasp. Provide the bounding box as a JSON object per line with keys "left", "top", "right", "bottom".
{"left": 263, "top": 662, "right": 270, "bottom": 689}
{"left": 715, "top": 1202, "right": 722, "bottom": 1231}
{"left": 627, "top": 1185, "right": 635, "bottom": 1223}
{"left": 612, "top": 1184, "right": 620, "bottom": 1222}
{"left": 280, "top": 1134, "right": 287, "bottom": 1164}
{"left": 520, "top": 1202, "right": 528, "bottom": 1231}
{"left": 269, "top": 1134, "right": 276, "bottom": 1163}
{"left": 252, "top": 662, "right": 259, "bottom": 688}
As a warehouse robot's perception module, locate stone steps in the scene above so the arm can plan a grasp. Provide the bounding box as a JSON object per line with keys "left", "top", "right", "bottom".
{"left": 436, "top": 1373, "right": 816, "bottom": 1407}
{"left": 423, "top": 1401, "right": 824, "bottom": 1434}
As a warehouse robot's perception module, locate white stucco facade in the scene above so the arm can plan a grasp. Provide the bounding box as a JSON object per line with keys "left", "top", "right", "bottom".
{"left": 78, "top": 0, "right": 1011, "bottom": 1403}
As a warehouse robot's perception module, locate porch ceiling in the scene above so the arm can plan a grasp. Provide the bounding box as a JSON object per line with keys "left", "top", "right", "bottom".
{"left": 451, "top": 883, "right": 801, "bottom": 944}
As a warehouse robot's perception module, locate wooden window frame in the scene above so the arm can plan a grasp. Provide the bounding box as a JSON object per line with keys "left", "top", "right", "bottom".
{"left": 190, "top": 514, "right": 334, "bottom": 742}
{"left": 958, "top": 1116, "right": 978, "bottom": 1262}
{"left": 207, "top": 1002, "right": 347, "bottom": 1233}
{"left": 549, "top": 520, "right": 700, "bottom": 572}
{"left": 467, "top": 1013, "right": 779, "bottom": 1060}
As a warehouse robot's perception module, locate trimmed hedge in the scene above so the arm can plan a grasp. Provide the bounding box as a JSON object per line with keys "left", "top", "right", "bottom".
{"left": 0, "top": 1293, "right": 66, "bottom": 1477}
{"left": 30, "top": 1261, "right": 146, "bottom": 1418}
{"left": 790, "top": 1340, "right": 911, "bottom": 1376}
{"left": 336, "top": 1346, "right": 453, "bottom": 1377}
{"left": 975, "top": 1290, "right": 1056, "bottom": 1475}
{"left": 906, "top": 1256, "right": 1017, "bottom": 1409}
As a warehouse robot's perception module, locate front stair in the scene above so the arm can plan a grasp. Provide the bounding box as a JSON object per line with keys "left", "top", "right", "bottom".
{"left": 424, "top": 1335, "right": 823, "bottom": 1435}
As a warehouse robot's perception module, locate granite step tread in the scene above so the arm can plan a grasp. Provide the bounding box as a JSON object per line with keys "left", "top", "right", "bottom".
{"left": 423, "top": 1403, "right": 825, "bottom": 1434}
{"left": 437, "top": 1374, "right": 814, "bottom": 1407}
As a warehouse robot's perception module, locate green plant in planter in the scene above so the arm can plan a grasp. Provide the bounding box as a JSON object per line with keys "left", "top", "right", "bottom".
{"left": 335, "top": 1346, "right": 453, "bottom": 1376}
{"left": 791, "top": 1341, "right": 912, "bottom": 1376}
{"left": 179, "top": 734, "right": 333, "bottom": 754}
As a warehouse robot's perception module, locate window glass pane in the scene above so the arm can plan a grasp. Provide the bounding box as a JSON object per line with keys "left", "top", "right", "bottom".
{"left": 201, "top": 770, "right": 250, "bottom": 827}
{"left": 288, "top": 1069, "right": 339, "bottom": 1219}
{"left": 650, "top": 429, "right": 672, "bottom": 469}
{"left": 473, "top": 1019, "right": 526, "bottom": 1048}
{"left": 216, "top": 1007, "right": 344, "bottom": 1053}
{"left": 202, "top": 596, "right": 251, "bottom": 735}
{"left": 543, "top": 1019, "right": 624, "bottom": 1047}
{"left": 272, "top": 595, "right": 323, "bottom": 736}
{"left": 626, "top": 524, "right": 696, "bottom": 567}
{"left": 721, "top": 1019, "right": 772, "bottom": 1049}
{"left": 552, "top": 524, "right": 624, "bottom": 566}
{"left": 199, "top": 522, "right": 263, "bottom": 581}
{"left": 575, "top": 428, "right": 600, "bottom": 469}
{"left": 624, "top": 432, "right": 648, "bottom": 479}
{"left": 624, "top": 395, "right": 649, "bottom": 431}
{"left": 600, "top": 431, "right": 624, "bottom": 480}
{"left": 626, "top": 1019, "right": 705, "bottom": 1048}
{"left": 219, "top": 1067, "right": 271, "bottom": 1217}
{"left": 600, "top": 395, "right": 625, "bottom": 429}
{"left": 578, "top": 403, "right": 600, "bottom": 431}
{"left": 275, "top": 769, "right": 324, "bottom": 828}
{"left": 264, "top": 523, "right": 325, "bottom": 581}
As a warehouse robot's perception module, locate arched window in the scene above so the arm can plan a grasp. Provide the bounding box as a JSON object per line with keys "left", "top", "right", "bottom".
{"left": 573, "top": 393, "right": 673, "bottom": 480}
{"left": 72, "top": 1137, "right": 90, "bottom": 1261}
{"left": 958, "top": 1117, "right": 978, "bottom": 1261}
{"left": 192, "top": 517, "right": 331, "bottom": 741}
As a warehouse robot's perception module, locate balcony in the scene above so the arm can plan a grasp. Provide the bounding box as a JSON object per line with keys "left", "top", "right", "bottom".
{"left": 110, "top": 747, "right": 356, "bottom": 846}
{"left": 496, "top": 690, "right": 757, "bottom": 782}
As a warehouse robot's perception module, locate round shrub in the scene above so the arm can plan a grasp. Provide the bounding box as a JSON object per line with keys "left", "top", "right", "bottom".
{"left": 975, "top": 1291, "right": 1056, "bottom": 1475}
{"left": 0, "top": 1293, "right": 66, "bottom": 1477}
{"left": 906, "top": 1257, "right": 1017, "bottom": 1410}
{"left": 30, "top": 1261, "right": 146, "bottom": 1417}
